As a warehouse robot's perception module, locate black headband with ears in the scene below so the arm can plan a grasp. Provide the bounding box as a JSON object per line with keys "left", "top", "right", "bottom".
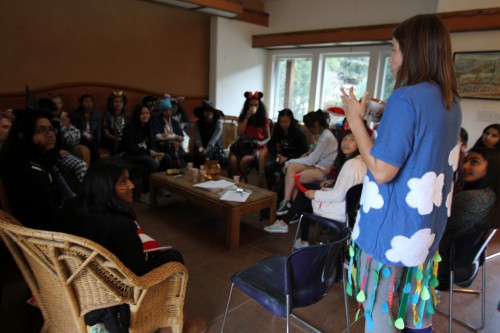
{"left": 244, "top": 91, "right": 264, "bottom": 100}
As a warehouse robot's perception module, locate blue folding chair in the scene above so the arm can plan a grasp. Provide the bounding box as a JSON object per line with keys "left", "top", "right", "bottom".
{"left": 221, "top": 217, "right": 351, "bottom": 333}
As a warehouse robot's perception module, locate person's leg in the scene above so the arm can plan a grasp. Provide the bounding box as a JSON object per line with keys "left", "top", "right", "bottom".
{"left": 283, "top": 163, "right": 312, "bottom": 201}
{"left": 264, "top": 160, "right": 279, "bottom": 190}
{"left": 228, "top": 153, "right": 238, "bottom": 178}
{"left": 239, "top": 154, "right": 256, "bottom": 177}
{"left": 146, "top": 249, "right": 185, "bottom": 271}
{"left": 126, "top": 155, "right": 159, "bottom": 194}
{"left": 357, "top": 250, "right": 401, "bottom": 333}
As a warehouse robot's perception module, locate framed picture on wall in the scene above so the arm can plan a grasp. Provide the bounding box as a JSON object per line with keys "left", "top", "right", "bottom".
{"left": 454, "top": 51, "right": 500, "bottom": 100}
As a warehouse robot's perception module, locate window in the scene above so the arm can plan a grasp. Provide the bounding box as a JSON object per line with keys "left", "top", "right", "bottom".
{"left": 320, "top": 53, "right": 370, "bottom": 109}
{"left": 268, "top": 45, "right": 392, "bottom": 121}
{"left": 379, "top": 54, "right": 396, "bottom": 101}
{"left": 273, "top": 56, "right": 312, "bottom": 120}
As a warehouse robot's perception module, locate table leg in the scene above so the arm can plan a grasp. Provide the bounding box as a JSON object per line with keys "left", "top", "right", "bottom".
{"left": 269, "top": 194, "right": 277, "bottom": 223}
{"left": 226, "top": 208, "right": 240, "bottom": 249}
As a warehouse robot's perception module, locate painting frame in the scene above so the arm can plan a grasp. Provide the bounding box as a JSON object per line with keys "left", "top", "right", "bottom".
{"left": 454, "top": 50, "right": 500, "bottom": 100}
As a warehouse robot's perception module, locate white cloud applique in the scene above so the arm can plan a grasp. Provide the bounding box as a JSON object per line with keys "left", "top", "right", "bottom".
{"left": 352, "top": 213, "right": 361, "bottom": 240}
{"left": 385, "top": 228, "right": 435, "bottom": 266}
{"left": 449, "top": 143, "right": 460, "bottom": 172}
{"left": 360, "top": 176, "right": 384, "bottom": 214}
{"left": 406, "top": 172, "right": 444, "bottom": 215}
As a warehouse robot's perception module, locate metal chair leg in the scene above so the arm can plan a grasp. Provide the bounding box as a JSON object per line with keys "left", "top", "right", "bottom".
{"left": 220, "top": 283, "right": 235, "bottom": 333}
{"left": 439, "top": 254, "right": 487, "bottom": 332}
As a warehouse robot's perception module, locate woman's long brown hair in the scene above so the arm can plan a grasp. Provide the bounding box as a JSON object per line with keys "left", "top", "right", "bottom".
{"left": 393, "top": 14, "right": 459, "bottom": 109}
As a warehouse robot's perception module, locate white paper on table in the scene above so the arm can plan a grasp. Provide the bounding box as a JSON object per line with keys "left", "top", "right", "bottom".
{"left": 193, "top": 180, "right": 234, "bottom": 190}
{"left": 220, "top": 190, "right": 251, "bottom": 202}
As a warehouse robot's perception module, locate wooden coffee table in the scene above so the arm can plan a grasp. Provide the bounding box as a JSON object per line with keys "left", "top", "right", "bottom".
{"left": 150, "top": 172, "right": 277, "bottom": 249}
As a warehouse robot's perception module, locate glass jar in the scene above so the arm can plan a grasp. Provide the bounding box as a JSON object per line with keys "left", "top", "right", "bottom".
{"left": 204, "top": 159, "right": 221, "bottom": 180}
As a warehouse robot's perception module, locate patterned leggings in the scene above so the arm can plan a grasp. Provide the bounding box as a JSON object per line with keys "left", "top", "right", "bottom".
{"left": 349, "top": 249, "right": 439, "bottom": 332}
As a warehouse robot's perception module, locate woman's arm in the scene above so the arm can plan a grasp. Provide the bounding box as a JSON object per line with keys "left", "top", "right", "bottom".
{"left": 341, "top": 87, "right": 399, "bottom": 184}
{"left": 207, "top": 119, "right": 224, "bottom": 149}
{"left": 285, "top": 129, "right": 334, "bottom": 167}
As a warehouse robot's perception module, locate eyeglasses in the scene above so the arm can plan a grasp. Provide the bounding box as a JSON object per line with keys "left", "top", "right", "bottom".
{"left": 34, "top": 126, "right": 58, "bottom": 135}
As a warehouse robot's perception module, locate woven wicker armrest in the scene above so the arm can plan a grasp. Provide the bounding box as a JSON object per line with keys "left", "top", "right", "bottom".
{"left": 135, "top": 261, "right": 188, "bottom": 289}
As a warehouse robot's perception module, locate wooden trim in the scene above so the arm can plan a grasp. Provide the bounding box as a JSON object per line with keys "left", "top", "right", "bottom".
{"left": 0, "top": 82, "right": 204, "bottom": 99}
{"left": 252, "top": 7, "right": 500, "bottom": 48}
{"left": 236, "top": 8, "right": 269, "bottom": 27}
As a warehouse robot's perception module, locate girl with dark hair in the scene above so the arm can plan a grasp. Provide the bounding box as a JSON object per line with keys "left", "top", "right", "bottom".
{"left": 438, "top": 147, "right": 500, "bottom": 289}
{"left": 341, "top": 14, "right": 461, "bottom": 332}
{"left": 57, "top": 159, "right": 184, "bottom": 330}
{"left": 228, "top": 91, "right": 271, "bottom": 178}
{"left": 273, "top": 109, "right": 338, "bottom": 218}
{"left": 70, "top": 94, "right": 101, "bottom": 162}
{"left": 192, "top": 100, "right": 226, "bottom": 168}
{"left": 153, "top": 96, "right": 187, "bottom": 168}
{"left": 472, "top": 123, "right": 500, "bottom": 151}
{"left": 0, "top": 109, "right": 80, "bottom": 230}
{"left": 264, "top": 109, "right": 308, "bottom": 190}
{"left": 103, "top": 91, "right": 128, "bottom": 154}
{"left": 265, "top": 130, "right": 365, "bottom": 240}
{"left": 120, "top": 103, "right": 169, "bottom": 204}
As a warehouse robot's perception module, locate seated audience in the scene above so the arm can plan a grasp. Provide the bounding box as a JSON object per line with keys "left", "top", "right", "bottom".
{"left": 142, "top": 95, "right": 159, "bottom": 118}
{"left": 228, "top": 91, "right": 271, "bottom": 178}
{"left": 265, "top": 130, "right": 366, "bottom": 246}
{"left": 0, "top": 114, "right": 12, "bottom": 149}
{"left": 438, "top": 147, "right": 500, "bottom": 287}
{"left": 276, "top": 109, "right": 338, "bottom": 216}
{"left": 38, "top": 98, "right": 88, "bottom": 183}
{"left": 153, "top": 95, "right": 187, "bottom": 168}
{"left": 70, "top": 94, "right": 101, "bottom": 162}
{"left": 57, "top": 159, "right": 184, "bottom": 331}
{"left": 0, "top": 108, "right": 80, "bottom": 230}
{"left": 103, "top": 91, "right": 129, "bottom": 155}
{"left": 264, "top": 108, "right": 308, "bottom": 191}
{"left": 472, "top": 123, "right": 500, "bottom": 150}
{"left": 192, "top": 100, "right": 226, "bottom": 168}
{"left": 119, "top": 103, "right": 169, "bottom": 204}
{"left": 49, "top": 93, "right": 91, "bottom": 165}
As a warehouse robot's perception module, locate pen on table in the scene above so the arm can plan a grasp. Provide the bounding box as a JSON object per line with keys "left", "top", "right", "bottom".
{"left": 174, "top": 174, "right": 182, "bottom": 178}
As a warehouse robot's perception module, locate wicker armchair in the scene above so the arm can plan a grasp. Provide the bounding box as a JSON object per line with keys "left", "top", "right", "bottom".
{"left": 0, "top": 210, "right": 188, "bottom": 333}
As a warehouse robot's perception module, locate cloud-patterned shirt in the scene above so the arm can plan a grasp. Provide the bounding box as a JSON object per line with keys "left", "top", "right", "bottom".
{"left": 352, "top": 82, "right": 462, "bottom": 267}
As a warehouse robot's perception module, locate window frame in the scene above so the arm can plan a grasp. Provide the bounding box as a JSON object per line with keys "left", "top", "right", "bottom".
{"left": 267, "top": 44, "right": 391, "bottom": 120}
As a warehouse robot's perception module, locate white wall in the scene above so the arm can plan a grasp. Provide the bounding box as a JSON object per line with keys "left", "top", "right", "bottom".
{"left": 210, "top": 17, "right": 268, "bottom": 116}
{"left": 210, "top": 0, "right": 500, "bottom": 141}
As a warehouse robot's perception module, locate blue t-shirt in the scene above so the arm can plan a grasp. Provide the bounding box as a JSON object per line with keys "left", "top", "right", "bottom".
{"left": 352, "top": 81, "right": 462, "bottom": 267}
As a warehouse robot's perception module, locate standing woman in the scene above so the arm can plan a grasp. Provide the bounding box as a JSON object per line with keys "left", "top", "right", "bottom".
{"left": 341, "top": 15, "right": 462, "bottom": 332}
{"left": 228, "top": 91, "right": 271, "bottom": 178}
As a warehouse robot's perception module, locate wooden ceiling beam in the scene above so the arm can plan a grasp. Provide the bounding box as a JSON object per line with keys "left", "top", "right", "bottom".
{"left": 252, "top": 7, "right": 500, "bottom": 48}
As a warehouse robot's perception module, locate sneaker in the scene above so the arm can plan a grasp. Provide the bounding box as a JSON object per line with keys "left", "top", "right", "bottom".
{"left": 289, "top": 214, "right": 300, "bottom": 225}
{"left": 294, "top": 238, "right": 310, "bottom": 249}
{"left": 276, "top": 200, "right": 291, "bottom": 216}
{"left": 140, "top": 193, "right": 150, "bottom": 205}
{"left": 264, "top": 221, "right": 289, "bottom": 233}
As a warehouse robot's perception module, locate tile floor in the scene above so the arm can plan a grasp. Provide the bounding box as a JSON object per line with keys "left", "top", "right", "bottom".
{"left": 1, "top": 175, "right": 499, "bottom": 333}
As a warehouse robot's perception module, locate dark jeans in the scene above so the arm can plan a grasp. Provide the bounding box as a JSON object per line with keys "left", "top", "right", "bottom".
{"left": 123, "top": 154, "right": 169, "bottom": 194}
{"left": 264, "top": 160, "right": 284, "bottom": 190}
{"left": 282, "top": 182, "right": 322, "bottom": 240}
